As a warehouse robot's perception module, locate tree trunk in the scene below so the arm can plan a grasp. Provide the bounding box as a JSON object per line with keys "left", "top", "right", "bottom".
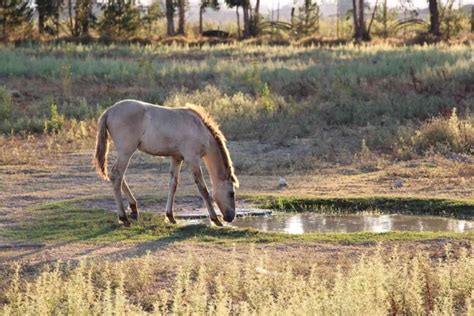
{"left": 68, "top": 0, "right": 75, "bottom": 36}
{"left": 242, "top": 3, "right": 250, "bottom": 37}
{"left": 471, "top": 6, "right": 474, "bottom": 32}
{"left": 54, "top": 5, "right": 59, "bottom": 37}
{"left": 382, "top": 0, "right": 387, "bottom": 38}
{"left": 291, "top": 6, "right": 295, "bottom": 25}
{"left": 353, "top": 0, "right": 370, "bottom": 41}
{"left": 253, "top": 0, "right": 260, "bottom": 36}
{"left": 1, "top": 0, "right": 7, "bottom": 35}
{"left": 358, "top": 0, "right": 365, "bottom": 39}
{"left": 82, "top": 0, "right": 92, "bottom": 36}
{"left": 236, "top": 6, "right": 241, "bottom": 38}
{"left": 166, "top": 0, "right": 175, "bottom": 36}
{"left": 38, "top": 9, "right": 45, "bottom": 34}
{"left": 2, "top": 4, "right": 6, "bottom": 36}
{"left": 367, "top": 0, "right": 378, "bottom": 36}
{"left": 199, "top": 5, "right": 204, "bottom": 34}
{"left": 352, "top": 0, "right": 359, "bottom": 38}
{"left": 428, "top": 0, "right": 440, "bottom": 36}
{"left": 177, "top": 0, "right": 185, "bottom": 35}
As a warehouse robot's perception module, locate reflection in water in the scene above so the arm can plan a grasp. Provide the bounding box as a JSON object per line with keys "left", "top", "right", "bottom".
{"left": 230, "top": 213, "right": 474, "bottom": 234}
{"left": 284, "top": 215, "right": 304, "bottom": 234}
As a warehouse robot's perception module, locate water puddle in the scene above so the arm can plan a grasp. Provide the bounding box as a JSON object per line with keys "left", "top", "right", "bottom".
{"left": 228, "top": 213, "right": 474, "bottom": 234}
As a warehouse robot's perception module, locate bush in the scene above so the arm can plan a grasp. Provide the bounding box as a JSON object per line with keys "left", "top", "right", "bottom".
{"left": 0, "top": 86, "right": 12, "bottom": 120}
{"left": 44, "top": 103, "right": 65, "bottom": 133}
{"left": 395, "top": 108, "right": 474, "bottom": 158}
{"left": 412, "top": 108, "right": 473, "bottom": 154}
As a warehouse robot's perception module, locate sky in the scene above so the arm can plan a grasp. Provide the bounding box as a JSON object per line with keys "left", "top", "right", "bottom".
{"left": 135, "top": 0, "right": 474, "bottom": 17}
{"left": 136, "top": 0, "right": 470, "bottom": 10}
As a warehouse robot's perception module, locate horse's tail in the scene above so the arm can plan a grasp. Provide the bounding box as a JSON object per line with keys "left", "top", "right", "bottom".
{"left": 94, "top": 111, "right": 109, "bottom": 180}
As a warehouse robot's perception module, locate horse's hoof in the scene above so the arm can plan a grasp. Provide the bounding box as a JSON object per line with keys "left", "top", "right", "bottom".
{"left": 130, "top": 204, "right": 139, "bottom": 221}
{"left": 211, "top": 217, "right": 223, "bottom": 227}
{"left": 166, "top": 214, "right": 177, "bottom": 224}
{"left": 119, "top": 217, "right": 131, "bottom": 227}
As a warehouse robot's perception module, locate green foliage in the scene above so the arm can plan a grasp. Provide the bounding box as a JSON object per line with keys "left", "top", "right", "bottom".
{"left": 35, "top": 0, "right": 63, "bottom": 35}
{"left": 260, "top": 82, "right": 274, "bottom": 113}
{"left": 411, "top": 108, "right": 474, "bottom": 154}
{"left": 200, "top": 0, "right": 220, "bottom": 12}
{"left": 44, "top": 102, "right": 65, "bottom": 133}
{"left": 371, "top": 0, "right": 399, "bottom": 38}
{"left": 256, "top": 195, "right": 474, "bottom": 219}
{"left": 0, "top": 43, "right": 472, "bottom": 154}
{"left": 0, "top": 86, "right": 12, "bottom": 120}
{"left": 292, "top": 0, "right": 320, "bottom": 37}
{"left": 141, "top": 0, "right": 165, "bottom": 32}
{"left": 0, "top": 0, "right": 33, "bottom": 37}
{"left": 66, "top": 0, "right": 96, "bottom": 37}
{"left": 439, "top": 0, "right": 468, "bottom": 39}
{"left": 60, "top": 63, "right": 72, "bottom": 99}
{"left": 99, "top": 0, "right": 141, "bottom": 38}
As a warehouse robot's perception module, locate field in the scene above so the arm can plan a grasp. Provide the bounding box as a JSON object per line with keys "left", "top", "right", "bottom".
{"left": 0, "top": 41, "right": 473, "bottom": 314}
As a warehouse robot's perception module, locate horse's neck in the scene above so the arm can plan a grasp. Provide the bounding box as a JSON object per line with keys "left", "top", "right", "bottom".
{"left": 203, "top": 138, "right": 227, "bottom": 188}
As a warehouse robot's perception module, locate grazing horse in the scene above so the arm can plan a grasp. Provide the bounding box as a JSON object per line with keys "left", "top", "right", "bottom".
{"left": 93, "top": 100, "right": 239, "bottom": 227}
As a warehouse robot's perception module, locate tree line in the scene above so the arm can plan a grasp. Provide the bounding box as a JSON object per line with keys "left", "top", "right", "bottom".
{"left": 0, "top": 0, "right": 472, "bottom": 41}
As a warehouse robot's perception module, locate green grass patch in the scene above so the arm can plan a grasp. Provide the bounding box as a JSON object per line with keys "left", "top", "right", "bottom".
{"left": 2, "top": 195, "right": 473, "bottom": 245}
{"left": 247, "top": 194, "right": 474, "bottom": 219}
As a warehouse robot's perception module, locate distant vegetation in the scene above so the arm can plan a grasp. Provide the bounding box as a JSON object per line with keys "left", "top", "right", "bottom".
{"left": 0, "top": 42, "right": 472, "bottom": 160}
{"left": 0, "top": 0, "right": 473, "bottom": 42}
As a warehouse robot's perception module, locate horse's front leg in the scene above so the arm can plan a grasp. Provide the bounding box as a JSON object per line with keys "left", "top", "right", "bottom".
{"left": 165, "top": 157, "right": 182, "bottom": 224}
{"left": 189, "top": 162, "right": 223, "bottom": 227}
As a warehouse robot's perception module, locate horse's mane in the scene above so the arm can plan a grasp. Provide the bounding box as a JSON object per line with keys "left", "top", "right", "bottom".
{"left": 184, "top": 104, "right": 239, "bottom": 188}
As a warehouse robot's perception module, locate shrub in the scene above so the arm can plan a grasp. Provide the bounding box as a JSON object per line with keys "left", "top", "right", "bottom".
{"left": 44, "top": 103, "right": 65, "bottom": 133}
{"left": 0, "top": 86, "right": 12, "bottom": 120}
{"left": 412, "top": 108, "right": 473, "bottom": 154}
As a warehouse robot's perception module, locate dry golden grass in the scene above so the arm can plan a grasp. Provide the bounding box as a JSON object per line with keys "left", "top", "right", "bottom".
{"left": 2, "top": 244, "right": 474, "bottom": 315}
{"left": 0, "top": 119, "right": 95, "bottom": 166}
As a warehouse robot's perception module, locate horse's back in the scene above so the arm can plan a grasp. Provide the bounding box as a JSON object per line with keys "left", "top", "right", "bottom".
{"left": 104, "top": 100, "right": 149, "bottom": 153}
{"left": 106, "top": 100, "right": 211, "bottom": 158}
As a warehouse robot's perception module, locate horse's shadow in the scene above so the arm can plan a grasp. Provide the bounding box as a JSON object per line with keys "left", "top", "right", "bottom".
{"left": 102, "top": 222, "right": 259, "bottom": 259}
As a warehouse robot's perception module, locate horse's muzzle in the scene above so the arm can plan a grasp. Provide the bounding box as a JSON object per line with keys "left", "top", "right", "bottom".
{"left": 223, "top": 211, "right": 235, "bottom": 223}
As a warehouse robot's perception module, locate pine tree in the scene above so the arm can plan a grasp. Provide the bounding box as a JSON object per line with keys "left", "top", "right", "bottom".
{"left": 35, "top": 0, "right": 62, "bottom": 35}
{"left": 66, "top": 0, "right": 95, "bottom": 37}
{"left": 99, "top": 0, "right": 141, "bottom": 38}
{"left": 0, "top": 0, "right": 33, "bottom": 37}
{"left": 292, "top": 0, "right": 320, "bottom": 36}
{"left": 142, "top": 0, "right": 164, "bottom": 33}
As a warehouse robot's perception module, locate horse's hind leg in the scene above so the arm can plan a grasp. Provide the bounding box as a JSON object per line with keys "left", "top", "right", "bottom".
{"left": 165, "top": 157, "right": 182, "bottom": 224}
{"left": 188, "top": 161, "right": 223, "bottom": 227}
{"left": 110, "top": 152, "right": 133, "bottom": 226}
{"left": 122, "top": 179, "right": 138, "bottom": 220}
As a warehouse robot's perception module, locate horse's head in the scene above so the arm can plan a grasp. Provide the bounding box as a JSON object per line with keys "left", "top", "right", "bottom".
{"left": 213, "top": 179, "right": 236, "bottom": 223}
